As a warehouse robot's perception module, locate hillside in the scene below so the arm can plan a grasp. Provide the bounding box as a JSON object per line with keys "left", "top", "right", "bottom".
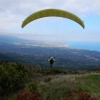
{"left": 0, "top": 60, "right": 100, "bottom": 100}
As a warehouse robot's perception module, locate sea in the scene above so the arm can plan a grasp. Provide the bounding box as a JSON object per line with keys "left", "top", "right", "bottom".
{"left": 67, "top": 42, "right": 100, "bottom": 52}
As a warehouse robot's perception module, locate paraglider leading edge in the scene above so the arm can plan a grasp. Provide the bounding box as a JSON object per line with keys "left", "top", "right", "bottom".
{"left": 21, "top": 8, "right": 85, "bottom": 29}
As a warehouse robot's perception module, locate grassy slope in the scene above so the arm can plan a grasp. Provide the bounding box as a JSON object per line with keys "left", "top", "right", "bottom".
{"left": 37, "top": 72, "right": 100, "bottom": 100}
{"left": 6, "top": 69, "right": 100, "bottom": 100}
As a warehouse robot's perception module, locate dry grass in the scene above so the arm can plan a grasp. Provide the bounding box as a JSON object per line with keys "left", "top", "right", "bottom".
{"left": 7, "top": 70, "right": 100, "bottom": 100}
{"left": 37, "top": 73, "right": 100, "bottom": 100}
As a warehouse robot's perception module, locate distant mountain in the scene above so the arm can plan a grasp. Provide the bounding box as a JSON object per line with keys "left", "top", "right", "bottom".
{"left": 0, "top": 35, "right": 67, "bottom": 47}
{"left": 0, "top": 35, "right": 27, "bottom": 43}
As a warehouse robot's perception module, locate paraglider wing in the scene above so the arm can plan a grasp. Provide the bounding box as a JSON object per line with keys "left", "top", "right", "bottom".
{"left": 22, "top": 9, "right": 85, "bottom": 28}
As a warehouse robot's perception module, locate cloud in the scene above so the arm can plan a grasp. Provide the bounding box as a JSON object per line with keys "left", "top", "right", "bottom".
{"left": 0, "top": 0, "right": 100, "bottom": 32}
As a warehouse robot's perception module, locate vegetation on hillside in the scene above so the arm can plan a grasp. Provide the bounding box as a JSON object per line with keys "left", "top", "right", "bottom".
{"left": 0, "top": 60, "right": 100, "bottom": 100}
{"left": 0, "top": 60, "right": 31, "bottom": 99}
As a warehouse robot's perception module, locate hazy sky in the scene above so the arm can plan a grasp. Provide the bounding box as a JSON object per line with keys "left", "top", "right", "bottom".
{"left": 0, "top": 0, "right": 100, "bottom": 42}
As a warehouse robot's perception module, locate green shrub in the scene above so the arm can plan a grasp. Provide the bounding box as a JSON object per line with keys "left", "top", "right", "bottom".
{"left": 44, "top": 77, "right": 52, "bottom": 82}
{"left": 0, "top": 62, "right": 31, "bottom": 96}
{"left": 25, "top": 81, "right": 38, "bottom": 91}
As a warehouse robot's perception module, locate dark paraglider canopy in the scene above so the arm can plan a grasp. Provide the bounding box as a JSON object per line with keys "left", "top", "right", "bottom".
{"left": 21, "top": 8, "right": 85, "bottom": 29}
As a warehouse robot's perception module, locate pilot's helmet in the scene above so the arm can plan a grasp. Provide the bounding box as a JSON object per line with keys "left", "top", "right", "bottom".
{"left": 50, "top": 57, "right": 54, "bottom": 59}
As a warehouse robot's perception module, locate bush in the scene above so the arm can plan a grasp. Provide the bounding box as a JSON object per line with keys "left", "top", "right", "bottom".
{"left": 25, "top": 81, "right": 38, "bottom": 91}
{"left": 0, "top": 62, "right": 31, "bottom": 96}
{"left": 44, "top": 77, "right": 52, "bottom": 82}
{"left": 13, "top": 90, "right": 43, "bottom": 100}
{"left": 50, "top": 69, "right": 66, "bottom": 74}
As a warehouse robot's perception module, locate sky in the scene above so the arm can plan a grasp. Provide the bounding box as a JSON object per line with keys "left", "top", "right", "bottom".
{"left": 0, "top": 0, "right": 100, "bottom": 42}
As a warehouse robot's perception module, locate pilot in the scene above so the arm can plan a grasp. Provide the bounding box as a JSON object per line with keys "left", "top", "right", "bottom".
{"left": 48, "top": 57, "right": 56, "bottom": 67}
